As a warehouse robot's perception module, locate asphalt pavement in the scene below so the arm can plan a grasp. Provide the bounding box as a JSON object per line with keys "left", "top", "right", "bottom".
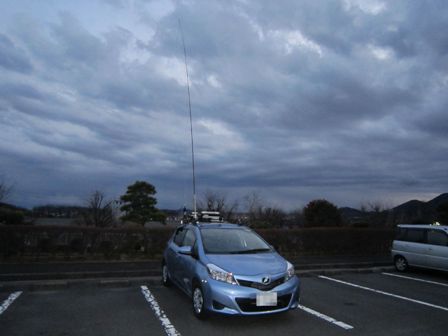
{"left": 1, "top": 269, "right": 447, "bottom": 336}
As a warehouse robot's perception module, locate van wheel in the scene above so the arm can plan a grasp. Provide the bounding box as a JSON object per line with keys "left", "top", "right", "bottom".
{"left": 192, "top": 285, "right": 208, "bottom": 319}
{"left": 162, "top": 263, "right": 171, "bottom": 287}
{"left": 395, "top": 256, "right": 408, "bottom": 272}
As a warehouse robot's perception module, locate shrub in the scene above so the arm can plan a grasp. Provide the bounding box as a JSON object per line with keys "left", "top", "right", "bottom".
{"left": 0, "top": 209, "right": 24, "bottom": 225}
{"left": 1, "top": 231, "right": 23, "bottom": 257}
{"left": 99, "top": 240, "right": 114, "bottom": 258}
{"left": 38, "top": 238, "right": 54, "bottom": 253}
{"left": 70, "top": 238, "right": 85, "bottom": 254}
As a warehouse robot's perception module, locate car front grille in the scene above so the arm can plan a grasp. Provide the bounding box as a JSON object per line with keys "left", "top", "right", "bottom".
{"left": 237, "top": 277, "right": 285, "bottom": 291}
{"left": 235, "top": 293, "right": 292, "bottom": 312}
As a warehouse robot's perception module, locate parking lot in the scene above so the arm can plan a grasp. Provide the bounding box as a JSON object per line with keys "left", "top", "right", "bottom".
{"left": 1, "top": 269, "right": 447, "bottom": 336}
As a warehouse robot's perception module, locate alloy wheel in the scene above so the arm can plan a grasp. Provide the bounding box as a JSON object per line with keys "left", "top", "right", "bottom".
{"left": 193, "top": 287, "right": 203, "bottom": 314}
{"left": 395, "top": 256, "right": 408, "bottom": 272}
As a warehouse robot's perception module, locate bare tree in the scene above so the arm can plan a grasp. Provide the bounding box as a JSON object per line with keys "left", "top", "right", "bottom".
{"left": 223, "top": 199, "right": 239, "bottom": 223}
{"left": 198, "top": 190, "right": 239, "bottom": 223}
{"left": 260, "top": 206, "right": 287, "bottom": 228}
{"left": 199, "top": 190, "right": 226, "bottom": 212}
{"left": 243, "top": 192, "right": 264, "bottom": 219}
{"left": 360, "top": 203, "right": 368, "bottom": 213}
{"left": 360, "top": 200, "right": 391, "bottom": 213}
{"left": 359, "top": 200, "right": 393, "bottom": 227}
{"left": 288, "top": 208, "right": 305, "bottom": 227}
{"left": 82, "top": 191, "right": 115, "bottom": 227}
{"left": 242, "top": 192, "right": 287, "bottom": 228}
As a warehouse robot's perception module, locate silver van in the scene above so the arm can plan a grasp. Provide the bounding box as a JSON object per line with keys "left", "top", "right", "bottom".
{"left": 392, "top": 224, "right": 448, "bottom": 272}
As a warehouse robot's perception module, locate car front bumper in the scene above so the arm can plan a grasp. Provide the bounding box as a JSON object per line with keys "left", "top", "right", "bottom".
{"left": 201, "top": 275, "right": 300, "bottom": 316}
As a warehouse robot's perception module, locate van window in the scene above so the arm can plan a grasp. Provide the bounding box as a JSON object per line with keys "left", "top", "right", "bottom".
{"left": 427, "top": 230, "right": 448, "bottom": 246}
{"left": 402, "top": 228, "right": 426, "bottom": 243}
{"left": 406, "top": 229, "right": 426, "bottom": 243}
{"left": 395, "top": 228, "right": 407, "bottom": 241}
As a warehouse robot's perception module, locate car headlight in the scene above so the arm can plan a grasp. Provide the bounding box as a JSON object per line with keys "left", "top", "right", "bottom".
{"left": 285, "top": 261, "right": 295, "bottom": 281}
{"left": 206, "top": 264, "right": 237, "bottom": 285}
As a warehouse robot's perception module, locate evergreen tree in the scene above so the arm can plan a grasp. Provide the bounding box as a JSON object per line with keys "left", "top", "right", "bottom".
{"left": 303, "top": 199, "right": 342, "bottom": 227}
{"left": 120, "top": 181, "right": 165, "bottom": 225}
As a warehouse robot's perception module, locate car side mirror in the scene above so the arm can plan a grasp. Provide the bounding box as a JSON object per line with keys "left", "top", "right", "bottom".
{"left": 178, "top": 246, "right": 193, "bottom": 255}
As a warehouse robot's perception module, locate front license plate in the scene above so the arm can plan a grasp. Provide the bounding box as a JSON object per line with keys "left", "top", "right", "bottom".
{"left": 256, "top": 292, "right": 277, "bottom": 306}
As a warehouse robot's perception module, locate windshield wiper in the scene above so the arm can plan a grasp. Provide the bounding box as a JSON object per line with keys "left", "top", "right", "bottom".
{"left": 233, "top": 248, "right": 271, "bottom": 254}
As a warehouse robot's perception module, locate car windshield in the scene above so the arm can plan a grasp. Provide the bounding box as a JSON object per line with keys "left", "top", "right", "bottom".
{"left": 200, "top": 228, "right": 272, "bottom": 254}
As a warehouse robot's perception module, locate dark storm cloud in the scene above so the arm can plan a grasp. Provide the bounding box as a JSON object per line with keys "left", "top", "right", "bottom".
{"left": 0, "top": 82, "right": 43, "bottom": 101}
{"left": 1, "top": 0, "right": 448, "bottom": 210}
{"left": 0, "top": 33, "right": 33, "bottom": 73}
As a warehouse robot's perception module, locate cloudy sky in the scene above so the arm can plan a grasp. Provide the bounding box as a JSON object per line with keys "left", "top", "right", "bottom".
{"left": 1, "top": 0, "right": 447, "bottom": 211}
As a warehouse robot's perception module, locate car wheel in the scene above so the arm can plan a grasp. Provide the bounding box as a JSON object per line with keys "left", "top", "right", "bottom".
{"left": 395, "top": 256, "right": 408, "bottom": 272}
{"left": 192, "top": 285, "right": 208, "bottom": 319}
{"left": 162, "top": 263, "right": 171, "bottom": 287}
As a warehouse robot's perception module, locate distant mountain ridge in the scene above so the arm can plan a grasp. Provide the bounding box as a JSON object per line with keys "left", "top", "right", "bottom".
{"left": 393, "top": 193, "right": 448, "bottom": 224}
{"left": 341, "top": 193, "right": 448, "bottom": 225}
{"left": 426, "top": 193, "right": 448, "bottom": 208}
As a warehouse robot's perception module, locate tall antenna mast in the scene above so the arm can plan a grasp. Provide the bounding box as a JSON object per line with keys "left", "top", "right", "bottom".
{"left": 178, "top": 19, "right": 197, "bottom": 220}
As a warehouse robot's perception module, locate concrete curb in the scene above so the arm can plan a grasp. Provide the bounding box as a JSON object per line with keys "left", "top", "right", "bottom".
{"left": 294, "top": 261, "right": 391, "bottom": 270}
{"left": 0, "top": 276, "right": 162, "bottom": 292}
{"left": 0, "top": 266, "right": 395, "bottom": 292}
{"left": 296, "top": 266, "right": 395, "bottom": 277}
{"left": 0, "top": 270, "right": 160, "bottom": 281}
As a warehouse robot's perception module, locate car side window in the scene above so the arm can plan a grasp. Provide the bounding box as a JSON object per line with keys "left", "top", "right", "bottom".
{"left": 183, "top": 229, "right": 196, "bottom": 247}
{"left": 173, "top": 228, "right": 187, "bottom": 246}
{"left": 427, "top": 230, "right": 448, "bottom": 246}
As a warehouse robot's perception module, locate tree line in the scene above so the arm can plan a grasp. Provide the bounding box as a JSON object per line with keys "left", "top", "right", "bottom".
{"left": 2, "top": 177, "right": 448, "bottom": 228}
{"left": 0, "top": 180, "right": 165, "bottom": 227}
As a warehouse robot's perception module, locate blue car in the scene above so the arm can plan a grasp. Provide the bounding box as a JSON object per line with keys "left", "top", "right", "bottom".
{"left": 162, "top": 221, "right": 301, "bottom": 318}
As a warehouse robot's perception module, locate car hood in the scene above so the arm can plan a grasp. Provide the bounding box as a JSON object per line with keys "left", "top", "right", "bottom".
{"left": 205, "top": 252, "right": 287, "bottom": 276}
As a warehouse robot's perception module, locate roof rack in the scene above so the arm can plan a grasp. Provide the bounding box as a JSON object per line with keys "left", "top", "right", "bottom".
{"left": 182, "top": 210, "right": 223, "bottom": 224}
{"left": 198, "top": 211, "right": 223, "bottom": 223}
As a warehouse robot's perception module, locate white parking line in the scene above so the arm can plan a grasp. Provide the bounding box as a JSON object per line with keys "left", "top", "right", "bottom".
{"left": 140, "top": 286, "right": 181, "bottom": 336}
{"left": 298, "top": 304, "right": 354, "bottom": 330}
{"left": 319, "top": 275, "right": 448, "bottom": 312}
{"left": 382, "top": 272, "right": 448, "bottom": 287}
{"left": 0, "top": 291, "right": 22, "bottom": 315}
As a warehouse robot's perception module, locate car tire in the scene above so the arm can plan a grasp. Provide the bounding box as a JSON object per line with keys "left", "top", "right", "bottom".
{"left": 394, "top": 256, "right": 408, "bottom": 272}
{"left": 192, "top": 285, "right": 208, "bottom": 319}
{"left": 162, "top": 263, "right": 172, "bottom": 287}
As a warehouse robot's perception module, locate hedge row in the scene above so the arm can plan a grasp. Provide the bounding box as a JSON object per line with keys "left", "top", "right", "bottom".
{"left": 0, "top": 225, "right": 394, "bottom": 260}
{"left": 0, "top": 225, "right": 174, "bottom": 260}
{"left": 257, "top": 227, "right": 394, "bottom": 256}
